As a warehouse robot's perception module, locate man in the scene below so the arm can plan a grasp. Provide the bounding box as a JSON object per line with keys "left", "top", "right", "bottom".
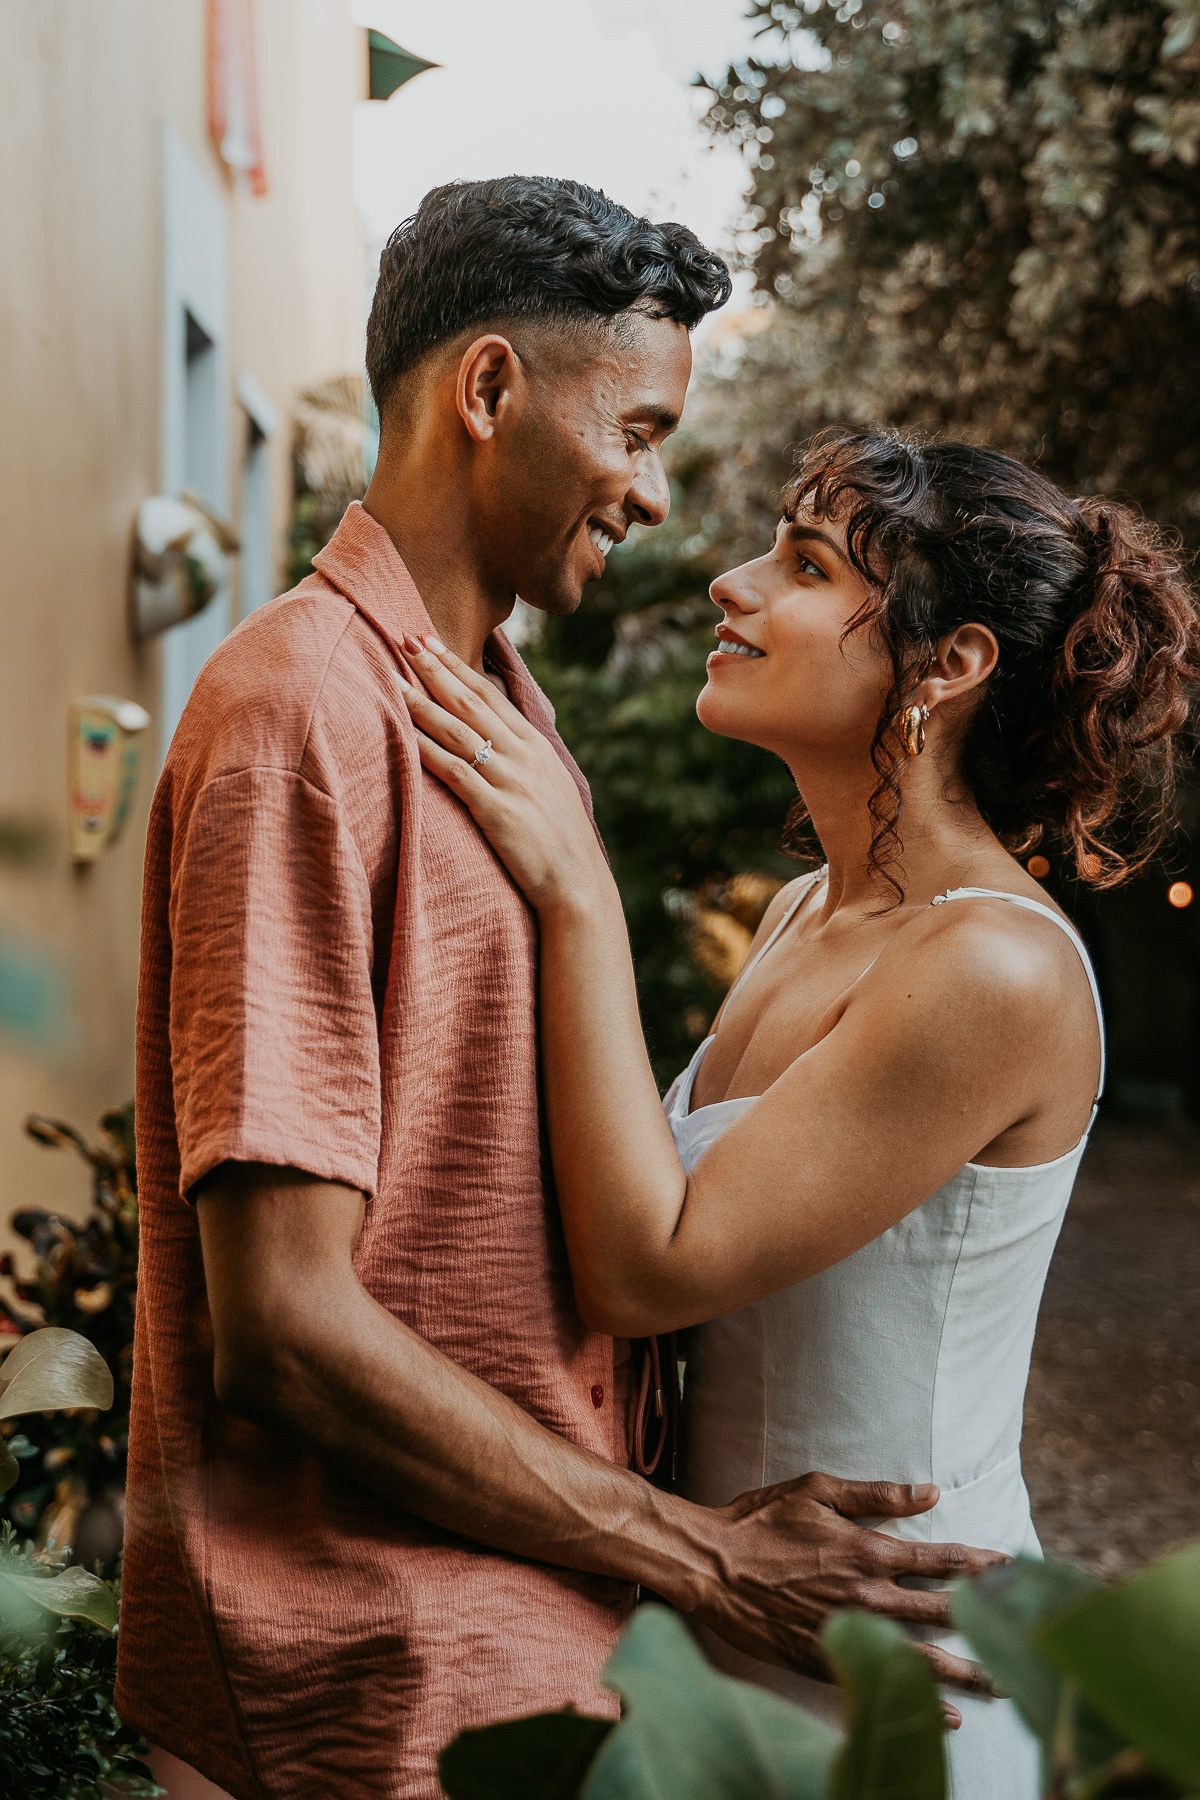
{"left": 117, "top": 178, "right": 993, "bottom": 1800}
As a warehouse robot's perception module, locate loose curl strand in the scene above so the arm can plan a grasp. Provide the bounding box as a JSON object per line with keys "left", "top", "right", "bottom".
{"left": 778, "top": 430, "right": 1200, "bottom": 902}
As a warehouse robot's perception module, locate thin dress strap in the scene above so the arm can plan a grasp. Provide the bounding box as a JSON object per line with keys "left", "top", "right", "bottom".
{"left": 931, "top": 887, "right": 1106, "bottom": 1101}
{"left": 725, "top": 867, "right": 827, "bottom": 1007}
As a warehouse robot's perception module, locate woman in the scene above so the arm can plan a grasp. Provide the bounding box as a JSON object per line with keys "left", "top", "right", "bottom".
{"left": 398, "top": 433, "right": 1200, "bottom": 1797}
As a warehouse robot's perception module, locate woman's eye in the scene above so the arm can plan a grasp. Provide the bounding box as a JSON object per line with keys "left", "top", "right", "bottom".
{"left": 798, "top": 554, "right": 823, "bottom": 577}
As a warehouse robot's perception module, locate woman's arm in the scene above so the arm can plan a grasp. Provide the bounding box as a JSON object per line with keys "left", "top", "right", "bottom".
{"left": 401, "top": 642, "right": 1087, "bottom": 1336}
{"left": 534, "top": 884, "right": 1060, "bottom": 1333}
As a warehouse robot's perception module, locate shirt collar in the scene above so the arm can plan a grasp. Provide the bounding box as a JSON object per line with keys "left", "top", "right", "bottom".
{"left": 312, "top": 501, "right": 431, "bottom": 660}
{"left": 312, "top": 502, "right": 560, "bottom": 744}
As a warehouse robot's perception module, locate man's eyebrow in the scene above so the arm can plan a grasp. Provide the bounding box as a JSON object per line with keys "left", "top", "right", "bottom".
{"left": 787, "top": 521, "right": 851, "bottom": 567}
{"left": 628, "top": 404, "right": 679, "bottom": 433}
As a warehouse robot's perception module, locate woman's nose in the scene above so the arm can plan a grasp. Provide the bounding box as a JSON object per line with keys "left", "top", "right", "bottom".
{"left": 709, "top": 560, "right": 763, "bottom": 613}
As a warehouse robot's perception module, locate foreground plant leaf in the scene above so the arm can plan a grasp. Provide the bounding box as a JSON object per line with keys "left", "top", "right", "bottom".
{"left": 953, "top": 1555, "right": 1125, "bottom": 1784}
{"left": 438, "top": 1709, "right": 612, "bottom": 1800}
{"left": 824, "top": 1611, "right": 945, "bottom": 1800}
{"left": 1037, "top": 1542, "right": 1200, "bottom": 1791}
{"left": 584, "top": 1604, "right": 839, "bottom": 1799}
{"left": 953, "top": 1558, "right": 1097, "bottom": 1745}
{"left": 0, "top": 1326, "right": 113, "bottom": 1419}
{"left": 0, "top": 1562, "right": 118, "bottom": 1631}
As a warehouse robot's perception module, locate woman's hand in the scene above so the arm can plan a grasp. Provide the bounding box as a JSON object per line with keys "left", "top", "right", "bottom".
{"left": 398, "top": 634, "right": 610, "bottom": 914}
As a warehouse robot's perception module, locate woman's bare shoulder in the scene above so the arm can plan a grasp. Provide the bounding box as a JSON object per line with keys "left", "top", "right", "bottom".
{"left": 861, "top": 887, "right": 1093, "bottom": 1037}
{"left": 752, "top": 867, "right": 825, "bottom": 944}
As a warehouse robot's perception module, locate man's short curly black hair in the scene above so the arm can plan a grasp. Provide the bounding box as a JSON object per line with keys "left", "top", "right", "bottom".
{"left": 365, "top": 175, "right": 732, "bottom": 417}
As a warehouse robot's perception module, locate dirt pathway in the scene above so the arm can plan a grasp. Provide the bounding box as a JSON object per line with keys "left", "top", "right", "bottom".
{"left": 1023, "top": 1118, "right": 1200, "bottom": 1577}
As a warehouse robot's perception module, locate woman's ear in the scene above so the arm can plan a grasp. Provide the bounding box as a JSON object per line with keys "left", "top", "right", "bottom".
{"left": 456, "top": 334, "right": 521, "bottom": 443}
{"left": 924, "top": 622, "right": 1000, "bottom": 711}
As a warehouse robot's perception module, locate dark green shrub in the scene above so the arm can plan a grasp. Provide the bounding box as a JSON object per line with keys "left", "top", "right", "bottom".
{"left": 0, "top": 1108, "right": 136, "bottom": 1557}
{"left": 0, "top": 1577, "right": 157, "bottom": 1800}
{"left": 0, "top": 1327, "right": 158, "bottom": 1797}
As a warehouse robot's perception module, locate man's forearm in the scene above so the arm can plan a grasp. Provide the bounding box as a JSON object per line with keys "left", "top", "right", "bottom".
{"left": 198, "top": 1169, "right": 719, "bottom": 1608}
{"left": 264, "top": 1284, "right": 722, "bottom": 1598}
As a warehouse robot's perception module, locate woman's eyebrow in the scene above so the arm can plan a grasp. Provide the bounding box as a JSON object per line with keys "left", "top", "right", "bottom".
{"left": 787, "top": 522, "right": 851, "bottom": 567}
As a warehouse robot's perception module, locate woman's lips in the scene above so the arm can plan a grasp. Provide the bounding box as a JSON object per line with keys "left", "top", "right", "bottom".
{"left": 709, "top": 637, "right": 766, "bottom": 662}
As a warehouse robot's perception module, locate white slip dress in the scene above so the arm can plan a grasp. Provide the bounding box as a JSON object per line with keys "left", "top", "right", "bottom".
{"left": 663, "top": 875, "right": 1106, "bottom": 1800}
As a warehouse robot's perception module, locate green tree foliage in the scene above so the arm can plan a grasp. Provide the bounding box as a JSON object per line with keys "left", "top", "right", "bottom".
{"left": 705, "top": 0, "right": 1200, "bottom": 536}
{"left": 532, "top": 0, "right": 1200, "bottom": 1091}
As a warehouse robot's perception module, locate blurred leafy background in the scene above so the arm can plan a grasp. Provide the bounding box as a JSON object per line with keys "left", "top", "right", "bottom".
{"left": 525, "top": 0, "right": 1200, "bottom": 1098}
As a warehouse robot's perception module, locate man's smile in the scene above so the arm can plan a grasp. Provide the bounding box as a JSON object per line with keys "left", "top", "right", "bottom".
{"left": 586, "top": 519, "right": 624, "bottom": 574}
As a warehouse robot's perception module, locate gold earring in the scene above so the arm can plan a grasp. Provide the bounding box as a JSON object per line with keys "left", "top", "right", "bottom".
{"left": 901, "top": 703, "right": 930, "bottom": 757}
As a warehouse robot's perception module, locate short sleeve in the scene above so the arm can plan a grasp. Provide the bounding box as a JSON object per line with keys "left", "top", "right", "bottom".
{"left": 168, "top": 768, "right": 381, "bottom": 1198}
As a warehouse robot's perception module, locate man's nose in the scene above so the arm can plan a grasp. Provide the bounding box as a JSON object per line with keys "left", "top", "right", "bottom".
{"left": 627, "top": 451, "right": 671, "bottom": 529}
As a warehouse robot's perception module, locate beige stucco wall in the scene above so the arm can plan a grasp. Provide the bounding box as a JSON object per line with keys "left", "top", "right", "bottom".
{"left": 0, "top": 0, "right": 365, "bottom": 1247}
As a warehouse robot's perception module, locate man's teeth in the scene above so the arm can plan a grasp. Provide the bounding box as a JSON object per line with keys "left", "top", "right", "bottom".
{"left": 588, "top": 526, "right": 615, "bottom": 557}
{"left": 721, "top": 640, "right": 765, "bottom": 657}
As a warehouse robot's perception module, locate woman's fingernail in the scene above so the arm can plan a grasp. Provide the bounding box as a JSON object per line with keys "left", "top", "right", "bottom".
{"left": 395, "top": 669, "right": 411, "bottom": 690}
{"left": 423, "top": 634, "right": 447, "bottom": 654}
{"left": 402, "top": 632, "right": 425, "bottom": 656}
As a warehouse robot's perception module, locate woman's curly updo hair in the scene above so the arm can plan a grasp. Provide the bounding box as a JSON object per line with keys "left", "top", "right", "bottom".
{"left": 779, "top": 430, "right": 1200, "bottom": 899}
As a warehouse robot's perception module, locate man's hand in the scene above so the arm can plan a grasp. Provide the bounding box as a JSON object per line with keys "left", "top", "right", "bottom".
{"left": 688, "top": 1472, "right": 1002, "bottom": 1711}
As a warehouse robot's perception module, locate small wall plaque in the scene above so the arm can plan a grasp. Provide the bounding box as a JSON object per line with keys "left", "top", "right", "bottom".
{"left": 69, "top": 697, "right": 152, "bottom": 863}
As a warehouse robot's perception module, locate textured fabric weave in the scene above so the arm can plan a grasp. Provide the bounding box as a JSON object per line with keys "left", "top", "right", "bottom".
{"left": 116, "top": 503, "right": 632, "bottom": 1800}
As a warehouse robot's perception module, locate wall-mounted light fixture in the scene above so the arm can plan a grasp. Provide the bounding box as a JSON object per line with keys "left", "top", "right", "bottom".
{"left": 69, "top": 697, "right": 152, "bottom": 863}
{"left": 131, "top": 493, "right": 239, "bottom": 641}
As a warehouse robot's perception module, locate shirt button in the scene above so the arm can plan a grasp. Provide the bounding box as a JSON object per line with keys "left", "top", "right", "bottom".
{"left": 590, "top": 1382, "right": 605, "bottom": 1409}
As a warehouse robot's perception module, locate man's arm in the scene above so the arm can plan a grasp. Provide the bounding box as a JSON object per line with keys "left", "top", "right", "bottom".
{"left": 197, "top": 1163, "right": 999, "bottom": 1695}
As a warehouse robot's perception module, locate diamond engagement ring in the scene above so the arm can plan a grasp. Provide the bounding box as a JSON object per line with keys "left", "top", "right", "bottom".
{"left": 471, "top": 738, "right": 493, "bottom": 769}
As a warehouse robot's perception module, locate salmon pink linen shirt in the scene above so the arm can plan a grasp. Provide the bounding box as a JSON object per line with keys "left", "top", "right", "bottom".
{"left": 116, "top": 503, "right": 633, "bottom": 1800}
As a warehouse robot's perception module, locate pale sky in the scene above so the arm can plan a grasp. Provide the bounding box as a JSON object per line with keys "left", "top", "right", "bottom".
{"left": 351, "top": 0, "right": 763, "bottom": 276}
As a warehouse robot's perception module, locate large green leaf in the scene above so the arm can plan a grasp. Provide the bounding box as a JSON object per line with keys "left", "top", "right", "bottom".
{"left": 824, "top": 1612, "right": 946, "bottom": 1800}
{"left": 952, "top": 1556, "right": 1124, "bottom": 1783}
{"left": 0, "top": 1326, "right": 113, "bottom": 1419}
{"left": 0, "top": 1437, "right": 18, "bottom": 1494}
{"left": 438, "top": 1709, "right": 612, "bottom": 1800}
{"left": 584, "top": 1604, "right": 839, "bottom": 1800}
{"left": 1037, "top": 1542, "right": 1200, "bottom": 1790}
{"left": 0, "top": 1562, "right": 118, "bottom": 1631}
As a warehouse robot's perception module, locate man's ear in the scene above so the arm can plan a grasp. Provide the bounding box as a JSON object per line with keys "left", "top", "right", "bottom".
{"left": 456, "top": 334, "right": 521, "bottom": 444}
